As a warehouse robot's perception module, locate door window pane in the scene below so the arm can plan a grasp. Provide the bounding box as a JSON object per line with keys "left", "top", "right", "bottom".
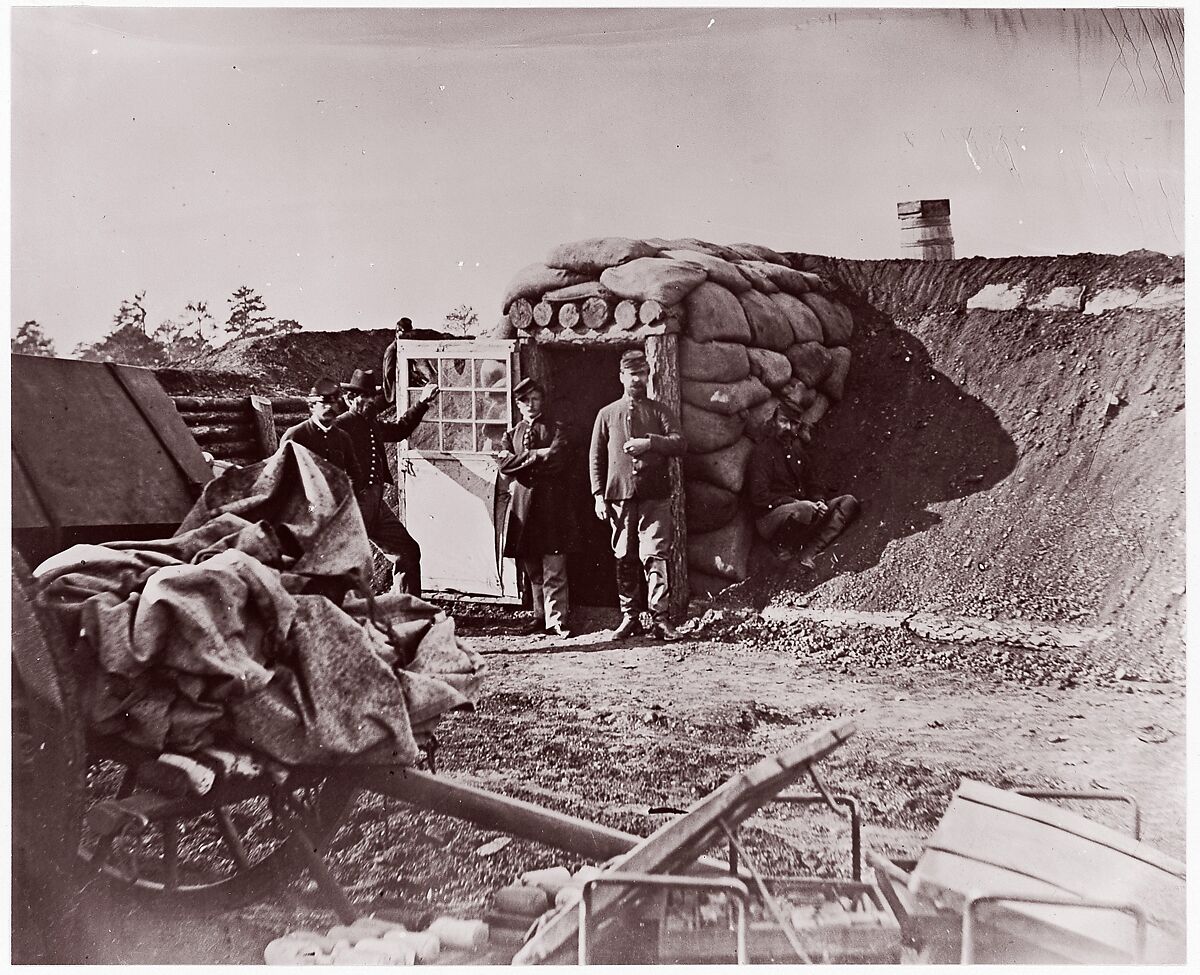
{"left": 440, "top": 358, "right": 473, "bottom": 388}
{"left": 409, "top": 388, "right": 439, "bottom": 419}
{"left": 442, "top": 423, "right": 475, "bottom": 452}
{"left": 475, "top": 358, "right": 508, "bottom": 389}
{"left": 441, "top": 390, "right": 474, "bottom": 422}
{"left": 478, "top": 423, "right": 507, "bottom": 452}
{"left": 476, "top": 391, "right": 508, "bottom": 422}
{"left": 409, "top": 358, "right": 438, "bottom": 388}
{"left": 406, "top": 421, "right": 439, "bottom": 451}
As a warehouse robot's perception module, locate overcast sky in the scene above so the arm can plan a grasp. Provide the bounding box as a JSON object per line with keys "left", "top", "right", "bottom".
{"left": 10, "top": 7, "right": 1184, "bottom": 352}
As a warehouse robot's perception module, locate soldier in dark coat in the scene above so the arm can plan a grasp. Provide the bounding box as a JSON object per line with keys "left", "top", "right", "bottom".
{"left": 280, "top": 378, "right": 362, "bottom": 485}
{"left": 746, "top": 401, "right": 860, "bottom": 569}
{"left": 334, "top": 368, "right": 439, "bottom": 595}
{"left": 498, "top": 378, "right": 580, "bottom": 638}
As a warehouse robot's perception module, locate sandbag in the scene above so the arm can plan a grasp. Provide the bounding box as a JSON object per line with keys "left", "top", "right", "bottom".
{"left": 779, "top": 379, "right": 816, "bottom": 412}
{"left": 738, "top": 291, "right": 793, "bottom": 352}
{"left": 822, "top": 346, "right": 852, "bottom": 401}
{"left": 681, "top": 402, "right": 746, "bottom": 453}
{"left": 685, "top": 481, "right": 739, "bottom": 534}
{"left": 600, "top": 257, "right": 708, "bottom": 306}
{"left": 679, "top": 336, "right": 750, "bottom": 383}
{"left": 687, "top": 511, "right": 754, "bottom": 582}
{"left": 662, "top": 237, "right": 743, "bottom": 262}
{"left": 728, "top": 242, "right": 788, "bottom": 265}
{"left": 786, "top": 341, "right": 834, "bottom": 388}
{"left": 770, "top": 292, "right": 824, "bottom": 344}
{"left": 684, "top": 281, "right": 752, "bottom": 344}
{"left": 746, "top": 347, "right": 792, "bottom": 389}
{"left": 742, "top": 397, "right": 779, "bottom": 441}
{"left": 545, "top": 237, "right": 659, "bottom": 276}
{"left": 490, "top": 314, "right": 517, "bottom": 339}
{"left": 681, "top": 376, "right": 771, "bottom": 417}
{"left": 683, "top": 437, "right": 755, "bottom": 494}
{"left": 687, "top": 569, "right": 733, "bottom": 600}
{"left": 801, "top": 292, "right": 855, "bottom": 346}
{"left": 737, "top": 260, "right": 814, "bottom": 297}
{"left": 502, "top": 264, "right": 592, "bottom": 312}
{"left": 543, "top": 281, "right": 617, "bottom": 303}
{"left": 661, "top": 249, "right": 752, "bottom": 294}
{"left": 733, "top": 261, "right": 780, "bottom": 293}
{"left": 801, "top": 392, "right": 831, "bottom": 426}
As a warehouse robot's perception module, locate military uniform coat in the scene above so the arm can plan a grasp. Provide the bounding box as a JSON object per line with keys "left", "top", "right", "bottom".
{"left": 498, "top": 415, "right": 581, "bottom": 557}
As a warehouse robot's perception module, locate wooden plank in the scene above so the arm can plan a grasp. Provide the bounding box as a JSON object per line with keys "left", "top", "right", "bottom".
{"left": 645, "top": 332, "right": 688, "bottom": 619}
{"left": 109, "top": 363, "right": 214, "bottom": 485}
{"left": 249, "top": 395, "right": 278, "bottom": 455}
{"left": 512, "top": 718, "right": 856, "bottom": 964}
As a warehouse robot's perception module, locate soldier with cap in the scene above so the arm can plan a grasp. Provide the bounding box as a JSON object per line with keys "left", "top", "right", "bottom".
{"left": 589, "top": 349, "right": 687, "bottom": 641}
{"left": 746, "top": 402, "right": 860, "bottom": 569}
{"left": 334, "top": 367, "right": 439, "bottom": 595}
{"left": 497, "top": 378, "right": 580, "bottom": 638}
{"left": 280, "top": 377, "right": 362, "bottom": 485}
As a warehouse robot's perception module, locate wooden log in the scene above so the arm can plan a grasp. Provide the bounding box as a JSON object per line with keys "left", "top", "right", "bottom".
{"left": 614, "top": 299, "right": 639, "bottom": 330}
{"left": 582, "top": 296, "right": 611, "bottom": 330}
{"left": 532, "top": 301, "right": 554, "bottom": 328}
{"left": 645, "top": 331, "right": 688, "bottom": 621}
{"left": 639, "top": 299, "right": 665, "bottom": 325}
{"left": 250, "top": 394, "right": 278, "bottom": 455}
{"left": 557, "top": 302, "right": 580, "bottom": 330}
{"left": 195, "top": 437, "right": 259, "bottom": 454}
{"left": 272, "top": 397, "right": 309, "bottom": 412}
{"left": 510, "top": 297, "right": 534, "bottom": 331}
{"left": 171, "top": 396, "right": 247, "bottom": 413}
{"left": 174, "top": 410, "right": 251, "bottom": 425}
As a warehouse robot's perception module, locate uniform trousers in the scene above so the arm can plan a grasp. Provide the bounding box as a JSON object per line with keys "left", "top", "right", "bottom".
{"left": 521, "top": 553, "right": 569, "bottom": 630}
{"left": 357, "top": 484, "right": 422, "bottom": 595}
{"left": 755, "top": 494, "right": 860, "bottom": 559}
{"left": 606, "top": 497, "right": 673, "bottom": 621}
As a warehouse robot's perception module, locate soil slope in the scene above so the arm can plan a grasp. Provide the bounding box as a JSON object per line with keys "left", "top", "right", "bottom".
{"left": 728, "top": 252, "right": 1185, "bottom": 681}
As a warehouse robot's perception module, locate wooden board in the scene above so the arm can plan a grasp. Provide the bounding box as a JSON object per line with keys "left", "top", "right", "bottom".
{"left": 512, "top": 718, "right": 856, "bottom": 964}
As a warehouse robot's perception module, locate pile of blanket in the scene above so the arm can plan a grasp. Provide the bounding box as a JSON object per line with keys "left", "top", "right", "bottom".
{"left": 35, "top": 442, "right": 485, "bottom": 767}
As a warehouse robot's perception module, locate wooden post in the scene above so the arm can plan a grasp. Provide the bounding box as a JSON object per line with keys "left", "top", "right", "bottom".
{"left": 645, "top": 332, "right": 688, "bottom": 620}
{"left": 249, "top": 395, "right": 278, "bottom": 456}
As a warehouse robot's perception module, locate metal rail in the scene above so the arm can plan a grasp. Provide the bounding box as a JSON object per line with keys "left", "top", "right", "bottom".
{"left": 578, "top": 873, "right": 750, "bottom": 965}
{"left": 1012, "top": 788, "right": 1141, "bottom": 840}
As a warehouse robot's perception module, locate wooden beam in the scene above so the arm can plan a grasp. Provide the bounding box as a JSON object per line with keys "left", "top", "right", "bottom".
{"left": 645, "top": 331, "right": 689, "bottom": 620}
{"left": 249, "top": 395, "right": 278, "bottom": 456}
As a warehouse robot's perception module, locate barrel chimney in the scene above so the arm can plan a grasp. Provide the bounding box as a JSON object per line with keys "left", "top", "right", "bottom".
{"left": 897, "top": 199, "right": 955, "bottom": 260}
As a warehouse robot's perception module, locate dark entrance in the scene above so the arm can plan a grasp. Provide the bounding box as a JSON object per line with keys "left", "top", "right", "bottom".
{"left": 542, "top": 346, "right": 625, "bottom": 607}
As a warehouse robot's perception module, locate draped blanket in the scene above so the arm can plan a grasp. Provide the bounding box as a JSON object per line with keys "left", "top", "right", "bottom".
{"left": 34, "top": 443, "right": 485, "bottom": 766}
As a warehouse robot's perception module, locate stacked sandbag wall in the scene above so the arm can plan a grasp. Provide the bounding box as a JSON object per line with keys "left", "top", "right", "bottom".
{"left": 497, "top": 237, "right": 855, "bottom": 599}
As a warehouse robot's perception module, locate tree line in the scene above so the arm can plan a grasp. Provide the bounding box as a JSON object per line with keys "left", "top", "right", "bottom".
{"left": 12, "top": 286, "right": 301, "bottom": 366}
{"left": 13, "top": 293, "right": 480, "bottom": 366}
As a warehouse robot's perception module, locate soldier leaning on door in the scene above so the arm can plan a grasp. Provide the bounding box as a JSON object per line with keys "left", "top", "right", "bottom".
{"left": 497, "top": 378, "right": 581, "bottom": 639}
{"left": 334, "top": 368, "right": 439, "bottom": 596}
{"left": 589, "top": 350, "right": 686, "bottom": 642}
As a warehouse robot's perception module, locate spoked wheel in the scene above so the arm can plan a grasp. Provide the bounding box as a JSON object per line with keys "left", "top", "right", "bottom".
{"left": 79, "top": 755, "right": 359, "bottom": 907}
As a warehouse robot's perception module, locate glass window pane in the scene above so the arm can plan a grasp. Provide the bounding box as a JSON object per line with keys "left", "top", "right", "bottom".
{"left": 408, "top": 358, "right": 438, "bottom": 388}
{"left": 475, "top": 358, "right": 508, "bottom": 389}
{"left": 478, "top": 423, "right": 507, "bottom": 452}
{"left": 443, "top": 423, "right": 475, "bottom": 452}
{"left": 476, "top": 391, "right": 508, "bottom": 423}
{"left": 409, "top": 388, "right": 439, "bottom": 420}
{"left": 407, "top": 421, "right": 439, "bottom": 452}
{"left": 440, "top": 358, "right": 472, "bottom": 388}
{"left": 441, "top": 390, "right": 473, "bottom": 422}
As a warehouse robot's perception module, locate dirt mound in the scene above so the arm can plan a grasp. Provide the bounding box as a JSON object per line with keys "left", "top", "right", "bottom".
{"left": 164, "top": 328, "right": 396, "bottom": 397}
{"left": 730, "top": 251, "right": 1184, "bottom": 680}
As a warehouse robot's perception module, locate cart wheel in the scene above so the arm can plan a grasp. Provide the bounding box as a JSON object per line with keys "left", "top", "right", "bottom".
{"left": 79, "top": 761, "right": 358, "bottom": 906}
{"left": 12, "top": 553, "right": 87, "bottom": 963}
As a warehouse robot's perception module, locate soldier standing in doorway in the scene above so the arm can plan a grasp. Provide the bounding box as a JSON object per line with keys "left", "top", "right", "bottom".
{"left": 497, "top": 378, "right": 580, "bottom": 639}
{"left": 589, "top": 350, "right": 686, "bottom": 641}
{"left": 335, "top": 368, "right": 439, "bottom": 595}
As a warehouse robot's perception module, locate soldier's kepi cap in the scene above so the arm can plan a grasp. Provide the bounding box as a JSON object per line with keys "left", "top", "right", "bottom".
{"left": 619, "top": 349, "right": 649, "bottom": 372}
{"left": 512, "top": 377, "right": 544, "bottom": 401}
{"left": 306, "top": 377, "right": 343, "bottom": 402}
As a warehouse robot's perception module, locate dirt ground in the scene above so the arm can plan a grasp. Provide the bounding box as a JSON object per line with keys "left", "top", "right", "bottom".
{"left": 73, "top": 608, "right": 1185, "bottom": 964}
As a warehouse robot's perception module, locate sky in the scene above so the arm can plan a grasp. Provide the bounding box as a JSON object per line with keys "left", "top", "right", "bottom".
{"left": 9, "top": 6, "right": 1185, "bottom": 353}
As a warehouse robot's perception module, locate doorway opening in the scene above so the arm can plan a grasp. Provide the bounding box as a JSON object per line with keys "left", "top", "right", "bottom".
{"left": 541, "top": 346, "right": 626, "bottom": 607}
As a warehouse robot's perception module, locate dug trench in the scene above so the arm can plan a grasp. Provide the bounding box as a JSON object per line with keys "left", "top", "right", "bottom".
{"left": 80, "top": 252, "right": 1184, "bottom": 962}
